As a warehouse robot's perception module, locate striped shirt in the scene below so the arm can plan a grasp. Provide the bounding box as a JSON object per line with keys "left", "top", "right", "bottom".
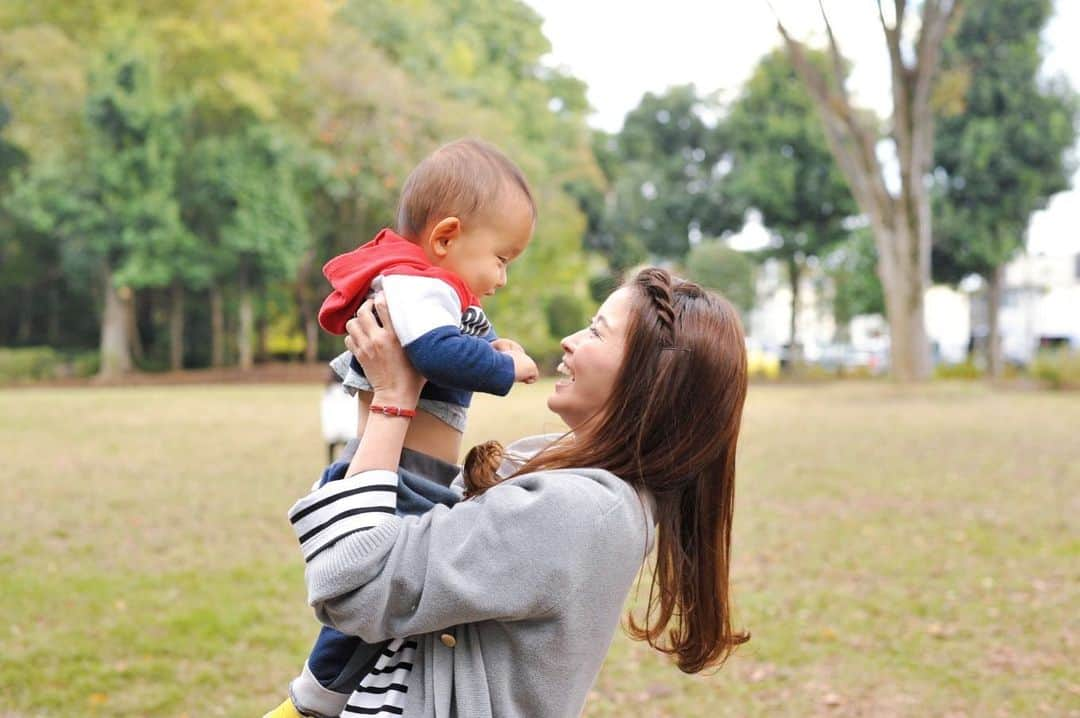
{"left": 341, "top": 638, "right": 417, "bottom": 716}
{"left": 289, "top": 468, "right": 416, "bottom": 717}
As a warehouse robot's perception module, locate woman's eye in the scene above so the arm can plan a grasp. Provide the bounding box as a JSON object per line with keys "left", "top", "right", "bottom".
{"left": 497, "top": 256, "right": 508, "bottom": 265}
{"left": 588, "top": 325, "right": 601, "bottom": 337}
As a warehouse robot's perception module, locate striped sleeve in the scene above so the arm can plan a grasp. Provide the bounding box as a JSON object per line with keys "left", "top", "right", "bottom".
{"left": 344, "top": 637, "right": 417, "bottom": 716}
{"left": 289, "top": 470, "right": 399, "bottom": 562}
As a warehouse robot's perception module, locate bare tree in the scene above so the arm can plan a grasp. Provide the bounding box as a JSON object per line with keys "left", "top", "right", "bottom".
{"left": 771, "top": 0, "right": 961, "bottom": 381}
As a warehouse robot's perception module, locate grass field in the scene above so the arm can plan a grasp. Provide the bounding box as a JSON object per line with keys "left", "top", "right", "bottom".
{"left": 1, "top": 380, "right": 1077, "bottom": 717}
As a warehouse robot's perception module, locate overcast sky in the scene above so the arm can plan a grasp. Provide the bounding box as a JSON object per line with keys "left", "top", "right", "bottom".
{"left": 523, "top": 0, "right": 1080, "bottom": 256}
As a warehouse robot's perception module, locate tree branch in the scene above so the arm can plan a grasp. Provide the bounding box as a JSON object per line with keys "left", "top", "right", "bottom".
{"left": 817, "top": 0, "right": 851, "bottom": 105}
{"left": 773, "top": 20, "right": 894, "bottom": 230}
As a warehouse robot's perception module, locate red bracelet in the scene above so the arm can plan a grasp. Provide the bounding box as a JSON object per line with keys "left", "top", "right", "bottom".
{"left": 369, "top": 404, "right": 417, "bottom": 418}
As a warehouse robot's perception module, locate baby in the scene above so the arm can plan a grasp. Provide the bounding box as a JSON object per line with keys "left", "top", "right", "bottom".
{"left": 266, "top": 138, "right": 538, "bottom": 718}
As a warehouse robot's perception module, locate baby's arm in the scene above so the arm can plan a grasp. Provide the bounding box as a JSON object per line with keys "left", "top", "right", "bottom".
{"left": 380, "top": 275, "right": 532, "bottom": 394}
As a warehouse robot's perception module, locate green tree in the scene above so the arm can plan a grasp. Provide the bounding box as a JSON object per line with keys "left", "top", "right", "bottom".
{"left": 183, "top": 129, "right": 308, "bottom": 370}
{"left": 0, "top": 102, "right": 32, "bottom": 342}
{"left": 682, "top": 241, "right": 757, "bottom": 319}
{"left": 1, "top": 0, "right": 331, "bottom": 369}
{"left": 932, "top": 0, "right": 1077, "bottom": 376}
{"left": 596, "top": 85, "right": 737, "bottom": 261}
{"left": 10, "top": 32, "right": 188, "bottom": 377}
{"left": 0, "top": 25, "right": 87, "bottom": 347}
{"left": 721, "top": 50, "right": 857, "bottom": 365}
{"left": 826, "top": 229, "right": 885, "bottom": 331}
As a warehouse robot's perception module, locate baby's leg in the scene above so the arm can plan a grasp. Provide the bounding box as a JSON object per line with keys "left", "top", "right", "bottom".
{"left": 287, "top": 447, "right": 461, "bottom": 714}
{"left": 287, "top": 627, "right": 380, "bottom": 718}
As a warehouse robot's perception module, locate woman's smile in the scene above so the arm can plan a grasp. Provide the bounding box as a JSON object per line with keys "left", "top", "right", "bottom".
{"left": 555, "top": 360, "right": 574, "bottom": 388}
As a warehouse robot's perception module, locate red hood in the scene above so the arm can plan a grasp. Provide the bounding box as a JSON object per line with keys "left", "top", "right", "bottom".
{"left": 318, "top": 228, "right": 479, "bottom": 335}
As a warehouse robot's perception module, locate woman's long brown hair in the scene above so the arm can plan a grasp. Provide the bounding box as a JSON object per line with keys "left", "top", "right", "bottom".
{"left": 463, "top": 267, "right": 750, "bottom": 673}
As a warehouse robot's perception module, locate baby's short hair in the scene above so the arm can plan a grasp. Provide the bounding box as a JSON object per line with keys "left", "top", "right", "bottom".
{"left": 396, "top": 138, "right": 536, "bottom": 240}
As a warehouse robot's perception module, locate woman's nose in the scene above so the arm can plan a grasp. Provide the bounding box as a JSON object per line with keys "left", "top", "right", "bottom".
{"left": 560, "top": 329, "right": 582, "bottom": 353}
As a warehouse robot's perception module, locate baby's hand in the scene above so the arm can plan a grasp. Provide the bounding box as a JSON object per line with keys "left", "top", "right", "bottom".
{"left": 509, "top": 351, "right": 539, "bottom": 384}
{"left": 491, "top": 338, "right": 525, "bottom": 354}
{"left": 494, "top": 340, "right": 538, "bottom": 384}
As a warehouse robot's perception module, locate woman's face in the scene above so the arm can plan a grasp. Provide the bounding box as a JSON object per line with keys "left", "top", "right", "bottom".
{"left": 548, "top": 287, "right": 633, "bottom": 430}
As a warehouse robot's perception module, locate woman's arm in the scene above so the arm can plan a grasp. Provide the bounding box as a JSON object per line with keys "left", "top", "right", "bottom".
{"left": 296, "top": 468, "right": 650, "bottom": 643}
{"left": 290, "top": 294, "right": 425, "bottom": 562}
{"left": 342, "top": 293, "right": 424, "bottom": 475}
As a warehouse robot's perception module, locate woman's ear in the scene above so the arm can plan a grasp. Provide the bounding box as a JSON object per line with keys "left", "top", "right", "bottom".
{"left": 425, "top": 217, "right": 461, "bottom": 259}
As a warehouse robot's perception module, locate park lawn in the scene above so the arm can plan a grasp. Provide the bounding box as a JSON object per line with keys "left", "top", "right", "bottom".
{"left": 0, "top": 380, "right": 1076, "bottom": 717}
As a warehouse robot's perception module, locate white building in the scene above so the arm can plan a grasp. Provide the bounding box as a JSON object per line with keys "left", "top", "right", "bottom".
{"left": 745, "top": 251, "right": 1080, "bottom": 368}
{"left": 745, "top": 258, "right": 835, "bottom": 361}
{"left": 745, "top": 258, "right": 970, "bottom": 367}
{"left": 974, "top": 252, "right": 1080, "bottom": 365}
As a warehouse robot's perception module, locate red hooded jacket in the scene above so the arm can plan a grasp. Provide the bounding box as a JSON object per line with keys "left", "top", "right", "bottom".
{"left": 318, "top": 229, "right": 479, "bottom": 335}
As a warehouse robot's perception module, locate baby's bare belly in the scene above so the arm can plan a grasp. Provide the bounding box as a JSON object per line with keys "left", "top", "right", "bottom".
{"left": 356, "top": 391, "right": 463, "bottom": 465}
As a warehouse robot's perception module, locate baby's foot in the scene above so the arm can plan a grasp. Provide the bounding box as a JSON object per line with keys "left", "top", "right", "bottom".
{"left": 262, "top": 698, "right": 305, "bottom": 718}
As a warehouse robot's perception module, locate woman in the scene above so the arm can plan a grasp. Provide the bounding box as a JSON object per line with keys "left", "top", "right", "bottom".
{"left": 292, "top": 267, "right": 749, "bottom": 717}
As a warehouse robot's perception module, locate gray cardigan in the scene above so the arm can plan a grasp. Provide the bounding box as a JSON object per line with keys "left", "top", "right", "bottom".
{"left": 296, "top": 435, "right": 656, "bottom": 717}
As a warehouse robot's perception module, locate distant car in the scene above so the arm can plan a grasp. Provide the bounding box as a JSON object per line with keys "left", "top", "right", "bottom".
{"left": 817, "top": 342, "right": 889, "bottom": 375}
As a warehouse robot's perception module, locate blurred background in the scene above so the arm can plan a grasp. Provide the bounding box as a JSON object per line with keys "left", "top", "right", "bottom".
{"left": 1, "top": 0, "right": 1077, "bottom": 386}
{"left": 1, "top": 1, "right": 1078, "bottom": 716}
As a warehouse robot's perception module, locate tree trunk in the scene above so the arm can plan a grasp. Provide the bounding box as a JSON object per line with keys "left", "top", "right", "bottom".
{"left": 170, "top": 281, "right": 185, "bottom": 371}
{"left": 304, "top": 314, "right": 320, "bottom": 363}
{"left": 787, "top": 257, "right": 803, "bottom": 373}
{"left": 16, "top": 283, "right": 33, "bottom": 343}
{"left": 878, "top": 223, "right": 932, "bottom": 382}
{"left": 296, "top": 246, "right": 320, "bottom": 364}
{"left": 126, "top": 289, "right": 144, "bottom": 364}
{"left": 237, "top": 275, "right": 254, "bottom": 371}
{"left": 99, "top": 270, "right": 133, "bottom": 378}
{"left": 255, "top": 290, "right": 269, "bottom": 364}
{"left": 210, "top": 282, "right": 225, "bottom": 367}
{"left": 986, "top": 266, "right": 1004, "bottom": 379}
{"left": 47, "top": 282, "right": 60, "bottom": 345}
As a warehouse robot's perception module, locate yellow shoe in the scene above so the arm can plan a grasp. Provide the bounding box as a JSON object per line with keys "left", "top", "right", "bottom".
{"left": 262, "top": 698, "right": 305, "bottom": 718}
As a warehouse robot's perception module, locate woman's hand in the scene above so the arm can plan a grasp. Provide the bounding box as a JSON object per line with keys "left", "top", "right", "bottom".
{"left": 344, "top": 293, "right": 425, "bottom": 408}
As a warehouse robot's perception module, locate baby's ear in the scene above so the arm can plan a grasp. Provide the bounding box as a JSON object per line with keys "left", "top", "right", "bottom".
{"left": 426, "top": 216, "right": 462, "bottom": 258}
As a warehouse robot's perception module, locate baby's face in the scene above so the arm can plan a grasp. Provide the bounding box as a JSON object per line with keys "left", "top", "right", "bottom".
{"left": 443, "top": 191, "right": 534, "bottom": 299}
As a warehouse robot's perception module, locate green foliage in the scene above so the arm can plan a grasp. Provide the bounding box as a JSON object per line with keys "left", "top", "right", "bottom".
{"left": 586, "top": 86, "right": 737, "bottom": 262}
{"left": 934, "top": 360, "right": 982, "bottom": 380}
{"left": 0, "top": 103, "right": 27, "bottom": 179}
{"left": 0, "top": 347, "right": 99, "bottom": 382}
{"left": 721, "top": 49, "right": 858, "bottom": 342}
{"left": 587, "top": 272, "right": 621, "bottom": 304}
{"left": 0, "top": 0, "right": 601, "bottom": 368}
{"left": 10, "top": 29, "right": 189, "bottom": 292}
{"left": 195, "top": 128, "right": 308, "bottom": 284}
{"left": 0, "top": 346, "right": 62, "bottom": 382}
{"left": 70, "top": 349, "right": 101, "bottom": 377}
{"left": 723, "top": 50, "right": 857, "bottom": 267}
{"left": 932, "top": 0, "right": 1078, "bottom": 284}
{"left": 682, "top": 241, "right": 756, "bottom": 316}
{"left": 544, "top": 293, "right": 587, "bottom": 343}
{"left": 826, "top": 229, "right": 885, "bottom": 326}
{"left": 1030, "top": 349, "right": 1080, "bottom": 390}
{"left": 0, "top": 25, "right": 87, "bottom": 163}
